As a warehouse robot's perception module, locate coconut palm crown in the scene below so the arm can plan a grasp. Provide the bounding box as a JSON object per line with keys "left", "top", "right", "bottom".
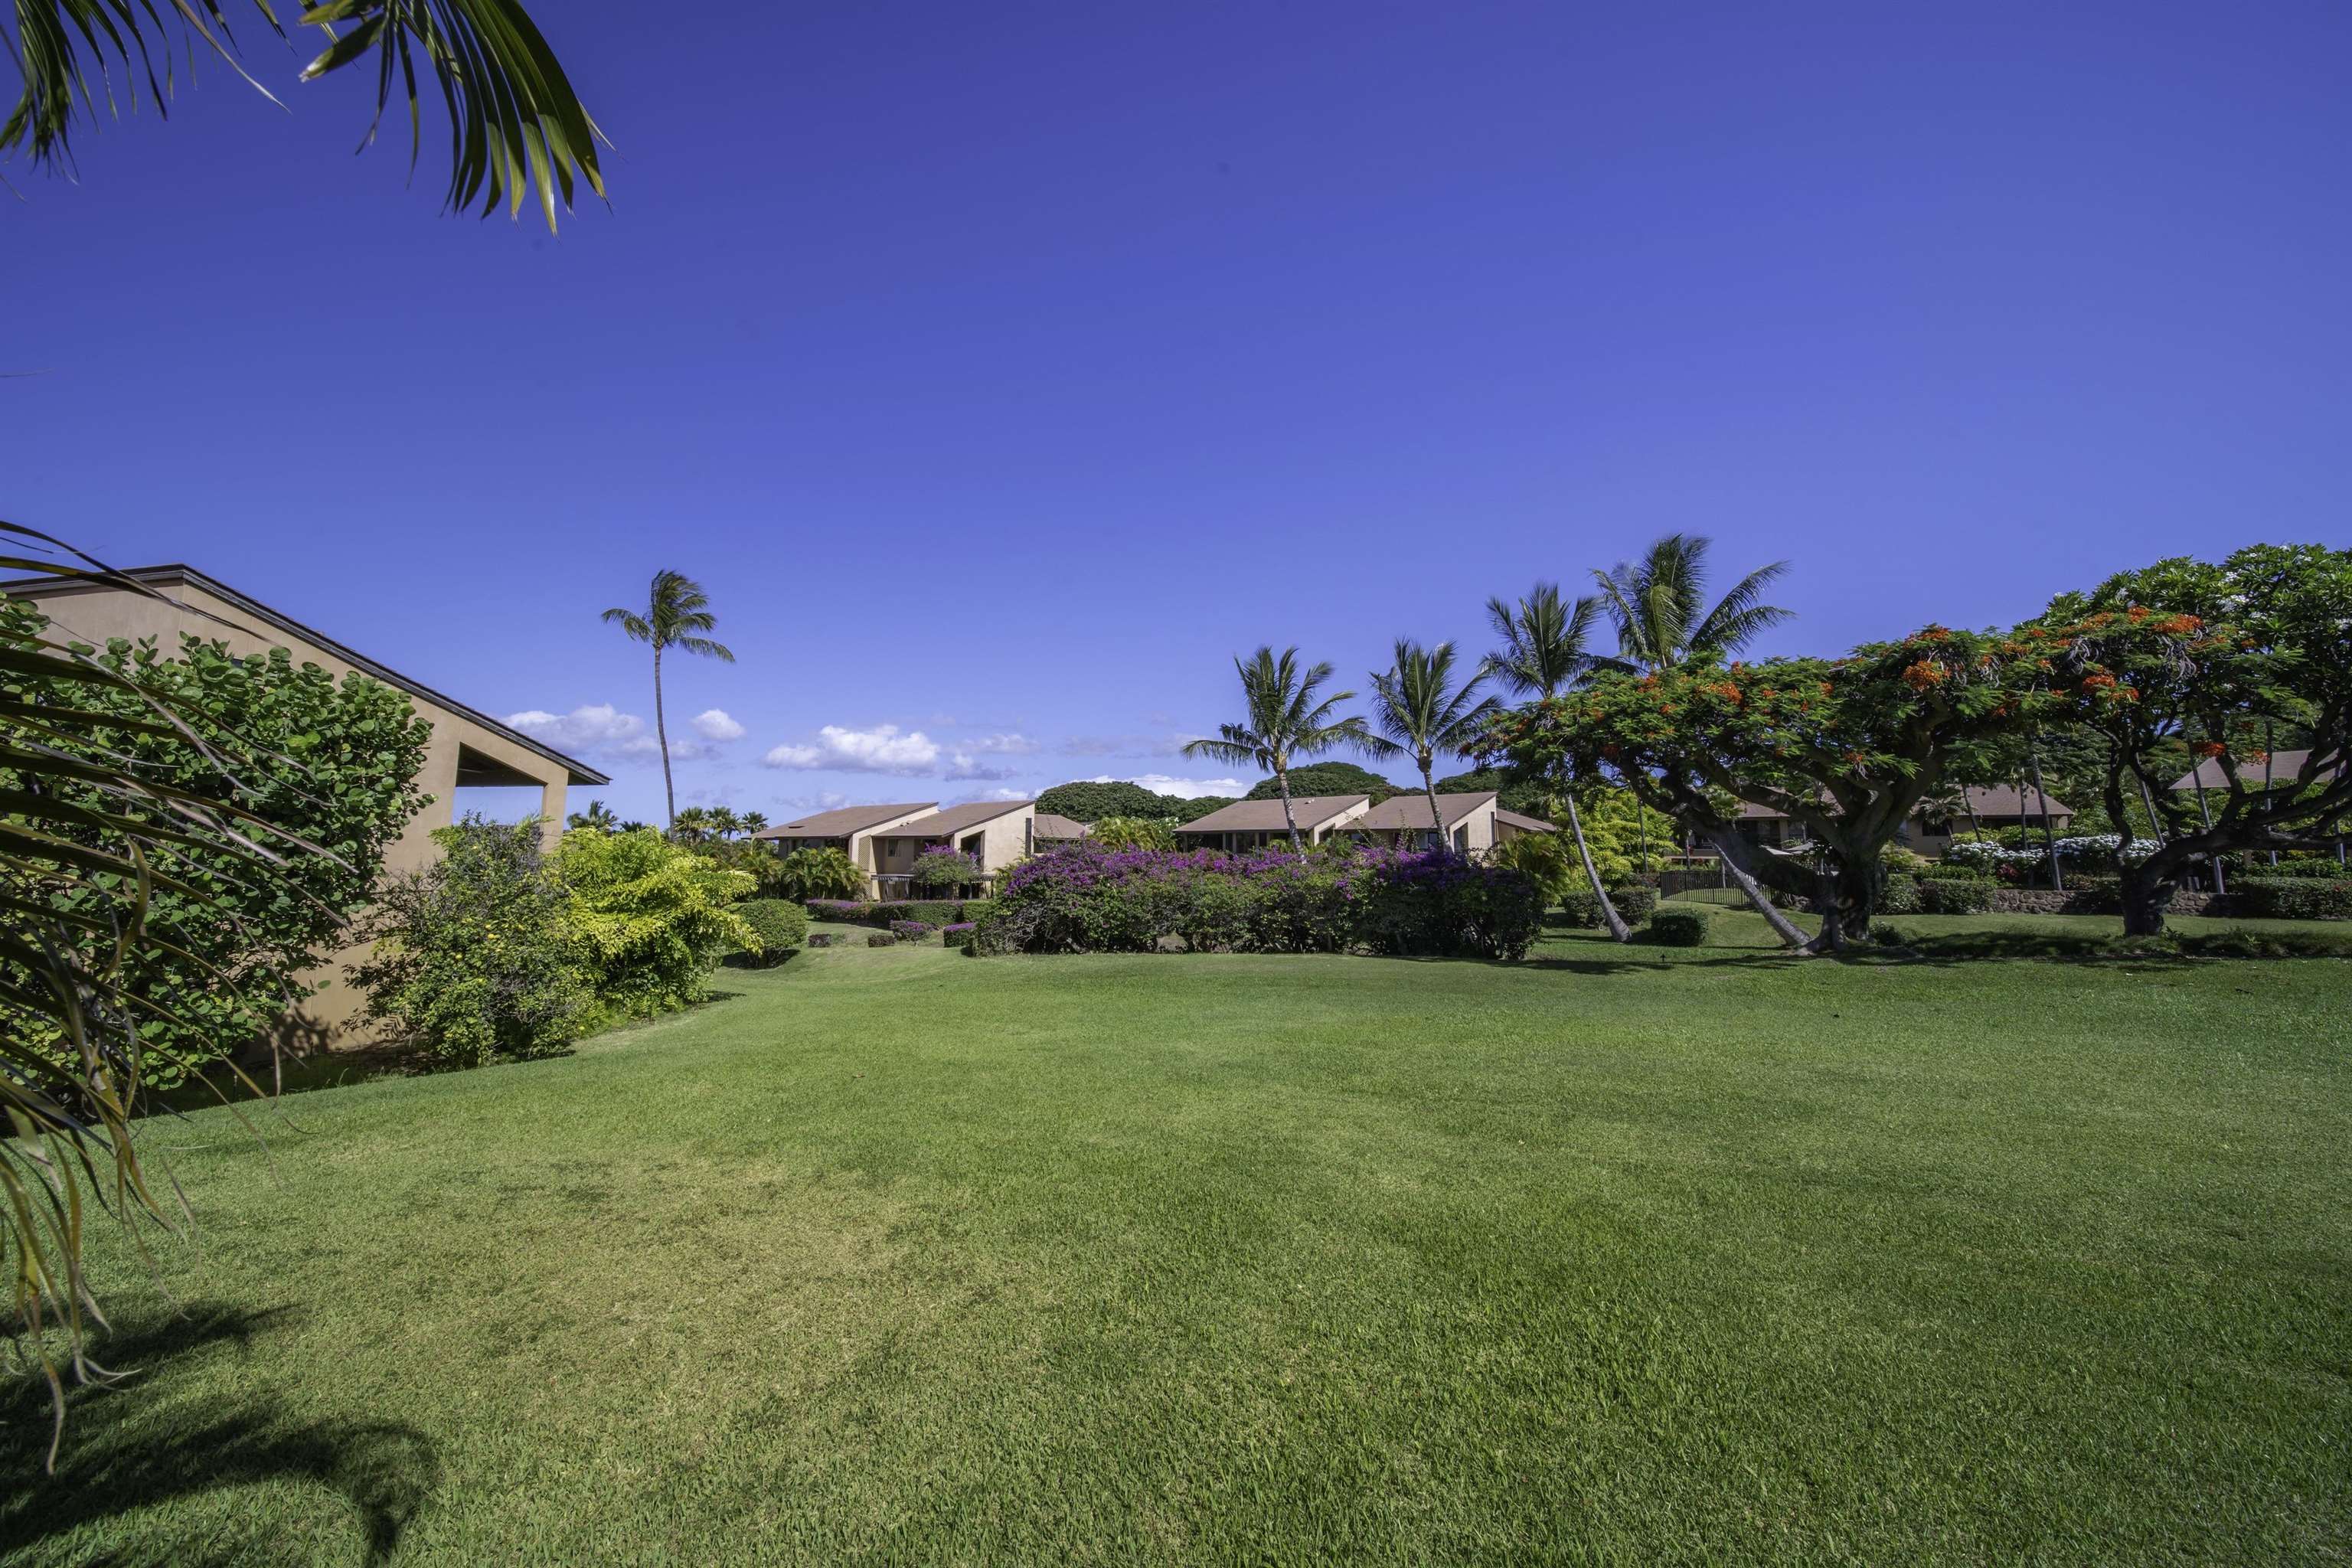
{"left": 1591, "top": 533, "right": 1792, "bottom": 672}
{"left": 1182, "top": 646, "right": 1374, "bottom": 853}
{"left": 602, "top": 570, "right": 734, "bottom": 829}
{"left": 1361, "top": 640, "right": 1499, "bottom": 851}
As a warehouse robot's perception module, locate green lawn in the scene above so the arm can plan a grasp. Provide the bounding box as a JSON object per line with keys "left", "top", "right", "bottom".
{"left": 8, "top": 915, "right": 2350, "bottom": 1565}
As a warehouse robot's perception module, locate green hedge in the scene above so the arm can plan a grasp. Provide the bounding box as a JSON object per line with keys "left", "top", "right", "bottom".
{"left": 1558, "top": 885, "right": 1658, "bottom": 928}
{"left": 866, "top": 932, "right": 897, "bottom": 948}
{"left": 1921, "top": 876, "right": 1997, "bottom": 914}
{"left": 2229, "top": 877, "right": 2352, "bottom": 920}
{"left": 1645, "top": 907, "right": 1710, "bottom": 946}
{"left": 1878, "top": 874, "right": 1922, "bottom": 915}
{"left": 2254, "top": 857, "right": 2352, "bottom": 880}
{"left": 731, "top": 900, "right": 808, "bottom": 965}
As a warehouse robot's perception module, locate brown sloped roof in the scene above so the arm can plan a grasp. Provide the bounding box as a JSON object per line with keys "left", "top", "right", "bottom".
{"left": 1173, "top": 794, "right": 1369, "bottom": 835}
{"left": 1494, "top": 808, "right": 1558, "bottom": 833}
{"left": 1344, "top": 792, "right": 1497, "bottom": 831}
{"left": 1031, "top": 813, "right": 1090, "bottom": 841}
{"left": 754, "top": 802, "right": 936, "bottom": 840}
{"left": 2170, "top": 749, "right": 2344, "bottom": 792}
{"left": 871, "top": 799, "right": 1034, "bottom": 839}
{"left": 1738, "top": 784, "right": 2075, "bottom": 821}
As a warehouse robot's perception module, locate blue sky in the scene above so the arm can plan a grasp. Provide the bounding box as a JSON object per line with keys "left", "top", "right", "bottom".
{"left": 11, "top": 2, "right": 2349, "bottom": 823}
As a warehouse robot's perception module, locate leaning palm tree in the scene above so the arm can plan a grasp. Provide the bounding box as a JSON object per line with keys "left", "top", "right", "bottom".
{"left": 1361, "top": 640, "right": 1499, "bottom": 854}
{"left": 1483, "top": 583, "right": 1634, "bottom": 941}
{"left": 1184, "top": 647, "right": 1374, "bottom": 854}
{"left": 1587, "top": 538, "right": 1811, "bottom": 946}
{"left": 602, "top": 571, "right": 735, "bottom": 829}
{"left": 5, "top": 0, "right": 601, "bottom": 231}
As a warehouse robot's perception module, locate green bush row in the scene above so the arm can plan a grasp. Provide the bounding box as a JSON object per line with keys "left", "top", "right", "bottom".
{"left": 2228, "top": 877, "right": 2352, "bottom": 920}
{"left": 1557, "top": 885, "right": 1659, "bottom": 928}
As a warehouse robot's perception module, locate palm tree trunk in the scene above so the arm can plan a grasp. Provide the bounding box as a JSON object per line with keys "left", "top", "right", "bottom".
{"left": 2027, "top": 740, "right": 2062, "bottom": 893}
{"left": 1963, "top": 789, "right": 1984, "bottom": 839}
{"left": 1420, "top": 760, "right": 1446, "bottom": 856}
{"left": 1635, "top": 795, "right": 1651, "bottom": 874}
{"left": 2135, "top": 773, "right": 2165, "bottom": 844}
{"left": 1563, "top": 789, "right": 1631, "bottom": 942}
{"left": 654, "top": 644, "right": 675, "bottom": 828}
{"left": 1276, "top": 766, "right": 1304, "bottom": 855}
{"left": 1700, "top": 825, "right": 1809, "bottom": 949}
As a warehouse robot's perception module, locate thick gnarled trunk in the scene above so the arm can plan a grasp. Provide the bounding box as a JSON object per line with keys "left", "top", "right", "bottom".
{"left": 1806, "top": 843, "right": 1882, "bottom": 953}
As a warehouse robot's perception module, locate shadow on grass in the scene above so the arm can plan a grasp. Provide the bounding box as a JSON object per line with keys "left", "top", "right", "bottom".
{"left": 0, "top": 1305, "right": 438, "bottom": 1566}
{"left": 1847, "top": 929, "right": 2352, "bottom": 968}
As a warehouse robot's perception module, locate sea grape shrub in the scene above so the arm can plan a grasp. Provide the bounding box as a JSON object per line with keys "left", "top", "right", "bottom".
{"left": 969, "top": 843, "right": 1541, "bottom": 961}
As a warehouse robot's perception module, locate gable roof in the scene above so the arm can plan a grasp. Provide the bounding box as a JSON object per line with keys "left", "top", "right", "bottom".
{"left": 2170, "top": 749, "right": 2344, "bottom": 792}
{"left": 1173, "top": 794, "right": 1369, "bottom": 835}
{"left": 1494, "top": 807, "right": 1559, "bottom": 834}
{"left": 5, "top": 563, "right": 610, "bottom": 786}
{"left": 872, "top": 799, "right": 1034, "bottom": 838}
{"left": 1345, "top": 792, "right": 1498, "bottom": 831}
{"left": 1736, "top": 784, "right": 2075, "bottom": 822}
{"left": 755, "top": 802, "right": 936, "bottom": 840}
{"left": 1031, "top": 813, "right": 1090, "bottom": 841}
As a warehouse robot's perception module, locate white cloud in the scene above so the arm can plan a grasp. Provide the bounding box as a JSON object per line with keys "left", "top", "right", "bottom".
{"left": 506, "top": 703, "right": 725, "bottom": 763}
{"left": 957, "top": 786, "right": 1031, "bottom": 803}
{"left": 970, "top": 733, "right": 1039, "bottom": 755}
{"left": 763, "top": 723, "right": 942, "bottom": 775}
{"left": 1060, "top": 733, "right": 1197, "bottom": 759}
{"left": 691, "top": 708, "right": 746, "bottom": 743}
{"left": 1088, "top": 773, "right": 1248, "bottom": 799}
{"left": 943, "top": 751, "right": 1017, "bottom": 782}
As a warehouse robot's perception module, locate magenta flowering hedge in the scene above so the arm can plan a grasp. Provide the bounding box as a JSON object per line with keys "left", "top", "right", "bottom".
{"left": 970, "top": 842, "right": 1541, "bottom": 960}
{"left": 889, "top": 919, "right": 939, "bottom": 939}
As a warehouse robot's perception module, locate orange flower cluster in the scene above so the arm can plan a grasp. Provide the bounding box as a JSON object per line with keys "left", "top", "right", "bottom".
{"left": 2194, "top": 741, "right": 2226, "bottom": 759}
{"left": 1704, "top": 681, "right": 1743, "bottom": 704}
{"left": 1818, "top": 682, "right": 1834, "bottom": 699}
{"left": 2082, "top": 672, "right": 2118, "bottom": 690}
{"left": 1900, "top": 660, "right": 1946, "bottom": 690}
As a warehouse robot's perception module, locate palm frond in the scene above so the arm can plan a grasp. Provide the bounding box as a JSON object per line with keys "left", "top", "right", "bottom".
{"left": 3, "top": 0, "right": 603, "bottom": 231}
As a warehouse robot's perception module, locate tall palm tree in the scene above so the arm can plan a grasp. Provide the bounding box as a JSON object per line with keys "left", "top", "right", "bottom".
{"left": 1184, "top": 647, "right": 1374, "bottom": 854}
{"left": 5, "top": 0, "right": 602, "bottom": 231}
{"left": 1361, "top": 640, "right": 1499, "bottom": 854}
{"left": 602, "top": 571, "right": 735, "bottom": 829}
{"left": 1484, "top": 583, "right": 1633, "bottom": 940}
{"left": 1586, "top": 537, "right": 1811, "bottom": 946}
{"left": 740, "top": 811, "right": 770, "bottom": 838}
{"left": 1592, "top": 535, "right": 1792, "bottom": 874}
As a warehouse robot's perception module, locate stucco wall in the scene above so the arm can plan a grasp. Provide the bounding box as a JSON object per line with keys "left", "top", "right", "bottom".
{"left": 12, "top": 576, "right": 590, "bottom": 1042}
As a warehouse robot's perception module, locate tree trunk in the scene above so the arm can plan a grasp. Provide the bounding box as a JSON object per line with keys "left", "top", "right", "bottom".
{"left": 2191, "top": 763, "right": 2225, "bottom": 894}
{"left": 654, "top": 645, "right": 675, "bottom": 829}
{"left": 1420, "top": 760, "right": 1447, "bottom": 857}
{"left": 1563, "top": 790, "right": 1632, "bottom": 942}
{"left": 1806, "top": 846, "right": 1879, "bottom": 954}
{"left": 1635, "top": 795, "right": 1651, "bottom": 875}
{"left": 1700, "top": 825, "right": 1811, "bottom": 949}
{"left": 2027, "top": 740, "right": 2062, "bottom": 892}
{"left": 2118, "top": 863, "right": 2174, "bottom": 937}
{"left": 1276, "top": 765, "right": 1304, "bottom": 856}
{"left": 1963, "top": 789, "right": 1984, "bottom": 839}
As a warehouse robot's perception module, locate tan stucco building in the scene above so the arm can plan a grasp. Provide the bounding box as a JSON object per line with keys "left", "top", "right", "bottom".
{"left": 1173, "top": 794, "right": 1374, "bottom": 851}
{"left": 1338, "top": 792, "right": 1554, "bottom": 854}
{"left": 753, "top": 800, "right": 941, "bottom": 892}
{"left": 868, "top": 799, "right": 1040, "bottom": 896}
{"left": 4, "top": 564, "right": 608, "bottom": 1039}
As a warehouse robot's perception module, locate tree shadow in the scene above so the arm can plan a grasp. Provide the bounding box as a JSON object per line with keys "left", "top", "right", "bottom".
{"left": 0, "top": 1304, "right": 438, "bottom": 1566}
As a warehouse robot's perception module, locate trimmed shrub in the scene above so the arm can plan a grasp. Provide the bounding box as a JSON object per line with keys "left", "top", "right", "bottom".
{"left": 889, "top": 919, "right": 937, "bottom": 940}
{"left": 959, "top": 898, "right": 996, "bottom": 927}
{"left": 2256, "top": 857, "right": 2352, "bottom": 880}
{"left": 1918, "top": 859, "right": 1991, "bottom": 881}
{"left": 941, "top": 921, "right": 976, "bottom": 946}
{"left": 1646, "top": 907, "right": 1711, "bottom": 946}
{"left": 1878, "top": 874, "right": 1922, "bottom": 915}
{"left": 866, "top": 932, "right": 898, "bottom": 948}
{"left": 890, "top": 900, "right": 965, "bottom": 926}
{"left": 971, "top": 842, "right": 1541, "bottom": 961}
{"left": 732, "top": 900, "right": 809, "bottom": 965}
{"left": 1921, "top": 875, "right": 1997, "bottom": 913}
{"left": 805, "top": 899, "right": 874, "bottom": 923}
{"left": 2228, "top": 877, "right": 2352, "bottom": 920}
{"left": 1557, "top": 885, "right": 1658, "bottom": 928}
{"left": 805, "top": 933, "right": 836, "bottom": 949}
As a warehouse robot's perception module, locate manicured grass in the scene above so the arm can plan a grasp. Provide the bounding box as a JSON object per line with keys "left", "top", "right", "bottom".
{"left": 7, "top": 917, "right": 2350, "bottom": 1563}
